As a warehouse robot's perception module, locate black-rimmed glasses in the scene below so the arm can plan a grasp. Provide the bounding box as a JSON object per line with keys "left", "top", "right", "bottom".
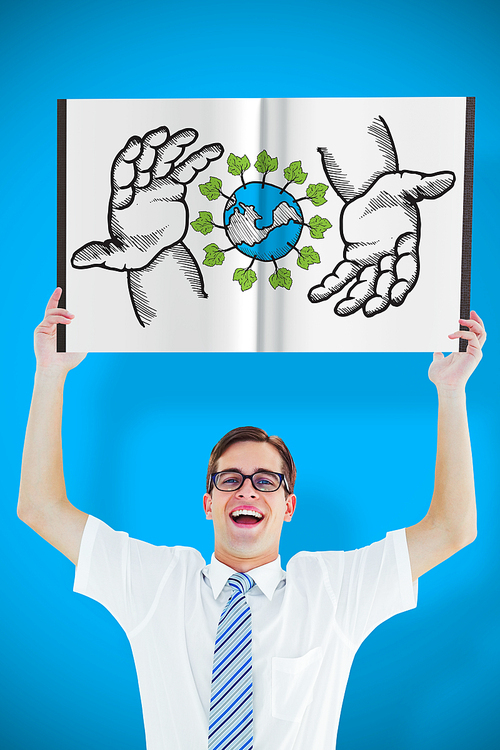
{"left": 211, "top": 471, "right": 289, "bottom": 493}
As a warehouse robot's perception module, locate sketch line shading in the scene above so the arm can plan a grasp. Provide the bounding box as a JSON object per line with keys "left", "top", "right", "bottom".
{"left": 71, "top": 126, "right": 223, "bottom": 327}
{"left": 309, "top": 115, "right": 456, "bottom": 317}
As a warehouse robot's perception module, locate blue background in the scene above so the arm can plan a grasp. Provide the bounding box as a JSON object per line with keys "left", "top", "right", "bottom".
{"left": 2, "top": 0, "right": 498, "bottom": 747}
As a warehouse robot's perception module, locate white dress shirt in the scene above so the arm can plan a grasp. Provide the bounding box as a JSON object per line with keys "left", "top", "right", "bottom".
{"left": 74, "top": 515, "right": 417, "bottom": 749}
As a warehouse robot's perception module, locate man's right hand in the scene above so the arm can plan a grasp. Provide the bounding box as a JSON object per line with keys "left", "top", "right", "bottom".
{"left": 35, "top": 288, "right": 87, "bottom": 373}
{"left": 19, "top": 288, "right": 89, "bottom": 566}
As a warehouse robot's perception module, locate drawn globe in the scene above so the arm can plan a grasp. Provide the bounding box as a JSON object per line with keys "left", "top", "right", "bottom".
{"left": 223, "top": 182, "right": 303, "bottom": 262}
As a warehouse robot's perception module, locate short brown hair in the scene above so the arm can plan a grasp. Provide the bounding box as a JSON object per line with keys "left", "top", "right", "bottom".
{"left": 206, "top": 426, "right": 296, "bottom": 495}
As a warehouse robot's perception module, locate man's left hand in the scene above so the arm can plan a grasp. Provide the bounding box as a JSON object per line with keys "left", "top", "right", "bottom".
{"left": 428, "top": 311, "right": 486, "bottom": 393}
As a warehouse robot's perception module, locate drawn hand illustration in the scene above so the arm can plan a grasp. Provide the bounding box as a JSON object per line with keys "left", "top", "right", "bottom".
{"left": 71, "top": 127, "right": 223, "bottom": 326}
{"left": 309, "top": 116, "right": 456, "bottom": 317}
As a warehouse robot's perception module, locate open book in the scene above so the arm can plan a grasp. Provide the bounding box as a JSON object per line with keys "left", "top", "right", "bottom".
{"left": 58, "top": 97, "right": 474, "bottom": 352}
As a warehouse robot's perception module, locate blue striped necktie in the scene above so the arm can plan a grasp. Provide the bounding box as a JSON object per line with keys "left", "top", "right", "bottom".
{"left": 208, "top": 572, "right": 256, "bottom": 750}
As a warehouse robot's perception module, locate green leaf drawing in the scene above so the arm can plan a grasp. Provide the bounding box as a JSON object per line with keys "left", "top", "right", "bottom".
{"left": 297, "top": 245, "right": 321, "bottom": 270}
{"left": 199, "top": 176, "right": 223, "bottom": 201}
{"left": 309, "top": 215, "right": 332, "bottom": 239}
{"left": 254, "top": 150, "right": 278, "bottom": 174}
{"left": 306, "top": 182, "right": 328, "bottom": 206}
{"left": 269, "top": 267, "right": 293, "bottom": 290}
{"left": 202, "top": 243, "right": 225, "bottom": 267}
{"left": 190, "top": 211, "right": 214, "bottom": 235}
{"left": 284, "top": 160, "right": 308, "bottom": 185}
{"left": 227, "top": 153, "right": 251, "bottom": 176}
{"left": 233, "top": 267, "right": 257, "bottom": 291}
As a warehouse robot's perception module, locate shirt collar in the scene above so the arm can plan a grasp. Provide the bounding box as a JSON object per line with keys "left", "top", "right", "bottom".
{"left": 203, "top": 553, "right": 285, "bottom": 601}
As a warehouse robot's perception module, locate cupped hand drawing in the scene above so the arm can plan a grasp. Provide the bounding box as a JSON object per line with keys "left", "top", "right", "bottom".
{"left": 309, "top": 117, "right": 455, "bottom": 317}
{"left": 71, "top": 126, "right": 223, "bottom": 325}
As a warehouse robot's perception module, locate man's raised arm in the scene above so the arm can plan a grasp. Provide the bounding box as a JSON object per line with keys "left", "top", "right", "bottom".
{"left": 18, "top": 288, "right": 88, "bottom": 565}
{"left": 405, "top": 312, "right": 486, "bottom": 580}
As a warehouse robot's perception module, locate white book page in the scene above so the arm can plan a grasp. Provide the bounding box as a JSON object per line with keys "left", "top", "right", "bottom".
{"left": 257, "top": 97, "right": 466, "bottom": 352}
{"left": 66, "top": 98, "right": 262, "bottom": 352}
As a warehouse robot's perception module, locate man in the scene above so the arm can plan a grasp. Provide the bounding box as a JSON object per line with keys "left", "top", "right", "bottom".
{"left": 19, "top": 288, "right": 485, "bottom": 750}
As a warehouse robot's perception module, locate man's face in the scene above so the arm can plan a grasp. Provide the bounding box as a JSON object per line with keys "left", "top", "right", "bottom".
{"left": 203, "top": 441, "right": 296, "bottom": 569}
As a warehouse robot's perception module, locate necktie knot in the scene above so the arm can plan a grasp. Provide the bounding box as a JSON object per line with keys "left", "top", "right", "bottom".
{"left": 228, "top": 572, "right": 255, "bottom": 595}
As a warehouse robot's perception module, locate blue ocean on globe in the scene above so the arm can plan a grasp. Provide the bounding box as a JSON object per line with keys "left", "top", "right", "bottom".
{"left": 224, "top": 182, "right": 304, "bottom": 262}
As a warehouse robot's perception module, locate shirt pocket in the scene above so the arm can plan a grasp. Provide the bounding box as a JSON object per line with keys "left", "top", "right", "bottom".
{"left": 271, "top": 646, "right": 323, "bottom": 723}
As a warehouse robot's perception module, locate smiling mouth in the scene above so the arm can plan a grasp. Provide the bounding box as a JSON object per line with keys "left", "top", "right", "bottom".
{"left": 230, "top": 510, "right": 264, "bottom": 526}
